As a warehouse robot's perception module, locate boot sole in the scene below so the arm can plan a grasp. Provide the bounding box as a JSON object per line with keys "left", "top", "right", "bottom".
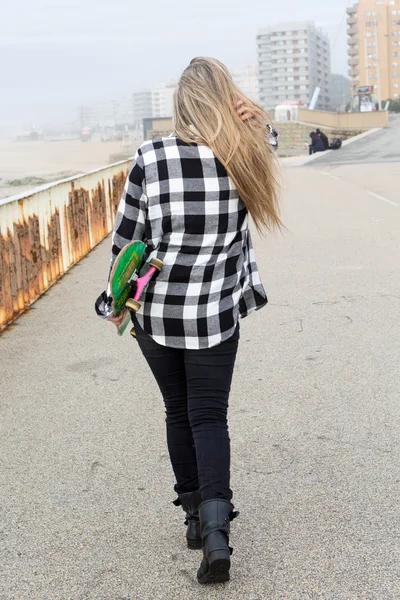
{"left": 197, "top": 555, "right": 230, "bottom": 584}
{"left": 187, "top": 538, "right": 202, "bottom": 550}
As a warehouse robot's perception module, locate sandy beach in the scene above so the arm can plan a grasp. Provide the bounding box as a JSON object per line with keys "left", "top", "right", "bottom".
{"left": 0, "top": 139, "right": 139, "bottom": 200}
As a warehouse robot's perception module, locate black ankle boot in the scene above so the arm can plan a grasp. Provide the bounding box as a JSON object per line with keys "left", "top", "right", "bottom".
{"left": 173, "top": 490, "right": 202, "bottom": 550}
{"left": 197, "top": 499, "right": 239, "bottom": 584}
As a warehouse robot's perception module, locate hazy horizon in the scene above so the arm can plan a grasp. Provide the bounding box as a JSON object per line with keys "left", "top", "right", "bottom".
{"left": 1, "top": 0, "right": 351, "bottom": 127}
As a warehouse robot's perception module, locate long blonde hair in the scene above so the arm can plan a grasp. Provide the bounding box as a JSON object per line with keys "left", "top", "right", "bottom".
{"left": 173, "top": 57, "right": 282, "bottom": 232}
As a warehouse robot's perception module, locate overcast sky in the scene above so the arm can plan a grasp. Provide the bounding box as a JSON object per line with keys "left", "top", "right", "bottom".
{"left": 0, "top": 0, "right": 350, "bottom": 127}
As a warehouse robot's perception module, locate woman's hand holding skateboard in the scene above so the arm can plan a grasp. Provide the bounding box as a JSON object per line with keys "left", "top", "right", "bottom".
{"left": 107, "top": 308, "right": 127, "bottom": 327}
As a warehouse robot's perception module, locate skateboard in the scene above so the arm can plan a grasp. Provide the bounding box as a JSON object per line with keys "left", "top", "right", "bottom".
{"left": 109, "top": 240, "right": 163, "bottom": 336}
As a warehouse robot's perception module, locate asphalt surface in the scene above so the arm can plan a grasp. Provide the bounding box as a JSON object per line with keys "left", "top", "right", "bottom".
{"left": 1, "top": 144, "right": 400, "bottom": 599}
{"left": 308, "top": 114, "right": 400, "bottom": 165}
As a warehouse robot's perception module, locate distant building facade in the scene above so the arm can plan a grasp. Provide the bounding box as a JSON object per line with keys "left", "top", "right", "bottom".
{"left": 80, "top": 101, "right": 117, "bottom": 130}
{"left": 131, "top": 81, "right": 177, "bottom": 139}
{"left": 151, "top": 81, "right": 177, "bottom": 119}
{"left": 80, "top": 99, "right": 133, "bottom": 130}
{"left": 347, "top": 0, "right": 400, "bottom": 102}
{"left": 231, "top": 65, "right": 259, "bottom": 101}
{"left": 330, "top": 74, "right": 351, "bottom": 111}
{"left": 132, "top": 90, "right": 153, "bottom": 124}
{"left": 257, "top": 21, "right": 331, "bottom": 110}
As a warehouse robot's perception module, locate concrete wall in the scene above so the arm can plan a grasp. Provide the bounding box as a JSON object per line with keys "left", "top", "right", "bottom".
{"left": 274, "top": 121, "right": 364, "bottom": 150}
{"left": 0, "top": 161, "right": 131, "bottom": 332}
{"left": 297, "top": 108, "right": 388, "bottom": 129}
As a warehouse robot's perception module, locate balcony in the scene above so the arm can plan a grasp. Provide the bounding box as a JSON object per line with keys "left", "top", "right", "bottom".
{"left": 349, "top": 36, "right": 359, "bottom": 46}
{"left": 347, "top": 25, "right": 358, "bottom": 35}
{"left": 348, "top": 45, "right": 358, "bottom": 56}
{"left": 348, "top": 57, "right": 358, "bottom": 66}
{"left": 347, "top": 15, "right": 357, "bottom": 26}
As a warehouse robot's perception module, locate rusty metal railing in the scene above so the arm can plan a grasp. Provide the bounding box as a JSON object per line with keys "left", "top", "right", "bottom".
{"left": 0, "top": 160, "right": 131, "bottom": 332}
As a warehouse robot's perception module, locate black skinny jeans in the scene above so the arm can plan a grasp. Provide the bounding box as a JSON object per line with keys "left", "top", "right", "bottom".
{"left": 134, "top": 321, "right": 239, "bottom": 502}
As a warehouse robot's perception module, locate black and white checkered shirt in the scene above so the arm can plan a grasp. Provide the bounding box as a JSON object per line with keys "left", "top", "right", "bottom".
{"left": 95, "top": 134, "right": 269, "bottom": 349}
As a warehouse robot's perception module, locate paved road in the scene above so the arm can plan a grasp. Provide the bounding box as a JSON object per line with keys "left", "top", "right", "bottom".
{"left": 309, "top": 114, "right": 400, "bottom": 165}
{"left": 1, "top": 150, "right": 400, "bottom": 599}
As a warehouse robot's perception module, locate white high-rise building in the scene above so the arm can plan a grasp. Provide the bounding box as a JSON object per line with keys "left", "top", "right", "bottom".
{"left": 133, "top": 90, "right": 153, "bottom": 124}
{"left": 152, "top": 80, "right": 178, "bottom": 119}
{"left": 231, "top": 65, "right": 259, "bottom": 102}
{"left": 132, "top": 81, "right": 178, "bottom": 140}
{"left": 257, "top": 21, "right": 331, "bottom": 110}
{"left": 80, "top": 99, "right": 133, "bottom": 130}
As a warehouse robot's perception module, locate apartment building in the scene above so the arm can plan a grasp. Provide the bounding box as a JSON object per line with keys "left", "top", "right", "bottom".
{"left": 231, "top": 65, "right": 259, "bottom": 101}
{"left": 151, "top": 81, "right": 178, "bottom": 119}
{"left": 347, "top": 0, "right": 400, "bottom": 102}
{"left": 132, "top": 90, "right": 153, "bottom": 125}
{"left": 257, "top": 21, "right": 331, "bottom": 110}
{"left": 80, "top": 99, "right": 133, "bottom": 130}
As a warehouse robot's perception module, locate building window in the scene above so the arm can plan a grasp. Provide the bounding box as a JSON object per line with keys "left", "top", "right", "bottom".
{"left": 394, "top": 83, "right": 399, "bottom": 88}
{"left": 394, "top": 73, "right": 399, "bottom": 77}
{"left": 366, "top": 11, "right": 371, "bottom": 16}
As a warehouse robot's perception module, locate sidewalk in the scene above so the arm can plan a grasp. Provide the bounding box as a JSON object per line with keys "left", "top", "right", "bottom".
{"left": 1, "top": 162, "right": 400, "bottom": 600}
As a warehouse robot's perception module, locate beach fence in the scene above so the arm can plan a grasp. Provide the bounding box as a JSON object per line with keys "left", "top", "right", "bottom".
{"left": 0, "top": 160, "right": 131, "bottom": 332}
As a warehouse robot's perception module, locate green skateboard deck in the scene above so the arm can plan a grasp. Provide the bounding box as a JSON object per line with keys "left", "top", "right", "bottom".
{"left": 110, "top": 240, "right": 146, "bottom": 335}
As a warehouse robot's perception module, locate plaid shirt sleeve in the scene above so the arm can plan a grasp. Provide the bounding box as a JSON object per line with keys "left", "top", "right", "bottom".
{"left": 95, "top": 150, "right": 147, "bottom": 318}
{"left": 239, "top": 230, "right": 268, "bottom": 318}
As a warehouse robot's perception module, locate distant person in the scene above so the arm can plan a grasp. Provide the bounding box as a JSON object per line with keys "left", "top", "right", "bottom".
{"left": 316, "top": 128, "right": 330, "bottom": 150}
{"left": 309, "top": 131, "right": 325, "bottom": 155}
{"left": 96, "top": 57, "right": 281, "bottom": 584}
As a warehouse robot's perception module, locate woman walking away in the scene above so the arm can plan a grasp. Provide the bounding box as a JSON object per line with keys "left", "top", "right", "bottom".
{"left": 95, "top": 57, "right": 281, "bottom": 584}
